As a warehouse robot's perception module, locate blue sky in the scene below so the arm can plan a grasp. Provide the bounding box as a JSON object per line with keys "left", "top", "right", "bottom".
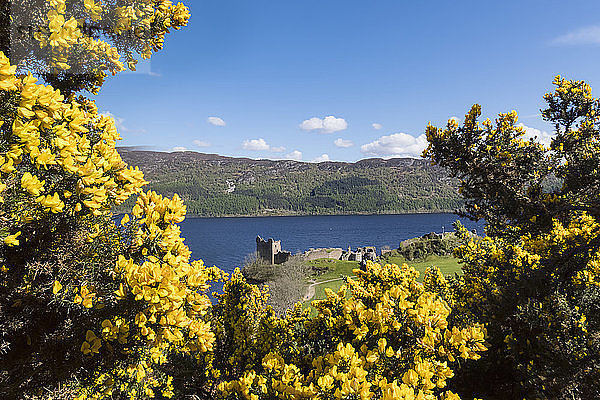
{"left": 96, "top": 0, "right": 600, "bottom": 162}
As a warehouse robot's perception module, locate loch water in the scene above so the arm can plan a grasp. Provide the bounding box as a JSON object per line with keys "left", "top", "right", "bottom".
{"left": 180, "top": 213, "right": 484, "bottom": 273}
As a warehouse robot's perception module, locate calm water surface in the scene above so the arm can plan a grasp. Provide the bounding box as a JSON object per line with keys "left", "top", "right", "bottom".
{"left": 180, "top": 214, "right": 484, "bottom": 273}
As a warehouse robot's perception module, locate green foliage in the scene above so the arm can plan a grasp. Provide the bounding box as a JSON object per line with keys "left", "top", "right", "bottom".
{"left": 1, "top": 0, "right": 190, "bottom": 94}
{"left": 425, "top": 76, "right": 600, "bottom": 399}
{"left": 117, "top": 149, "right": 464, "bottom": 216}
{"left": 381, "top": 254, "right": 462, "bottom": 278}
{"left": 392, "top": 232, "right": 465, "bottom": 261}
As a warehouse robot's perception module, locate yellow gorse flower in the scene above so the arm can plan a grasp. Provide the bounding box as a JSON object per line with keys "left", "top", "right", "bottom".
{"left": 0, "top": 52, "right": 148, "bottom": 224}
{"left": 36, "top": 193, "right": 64, "bottom": 213}
{"left": 3, "top": 231, "right": 21, "bottom": 247}
{"left": 52, "top": 280, "right": 62, "bottom": 294}
{"left": 81, "top": 330, "right": 102, "bottom": 355}
{"left": 84, "top": 0, "right": 103, "bottom": 22}
{"left": 21, "top": 172, "right": 45, "bottom": 196}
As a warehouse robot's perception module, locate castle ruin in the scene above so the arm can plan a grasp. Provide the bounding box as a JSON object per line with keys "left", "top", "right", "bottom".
{"left": 256, "top": 235, "right": 378, "bottom": 266}
{"left": 256, "top": 235, "right": 291, "bottom": 264}
{"left": 304, "top": 245, "right": 377, "bottom": 264}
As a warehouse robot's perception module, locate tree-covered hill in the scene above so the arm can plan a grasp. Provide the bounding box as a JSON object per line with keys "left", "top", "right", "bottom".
{"left": 117, "top": 147, "right": 462, "bottom": 216}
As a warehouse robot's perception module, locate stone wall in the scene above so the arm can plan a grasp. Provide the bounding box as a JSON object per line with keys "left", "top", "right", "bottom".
{"left": 304, "top": 246, "right": 378, "bottom": 263}
{"left": 274, "top": 250, "right": 291, "bottom": 264}
{"left": 303, "top": 248, "right": 344, "bottom": 261}
{"left": 356, "top": 246, "right": 377, "bottom": 262}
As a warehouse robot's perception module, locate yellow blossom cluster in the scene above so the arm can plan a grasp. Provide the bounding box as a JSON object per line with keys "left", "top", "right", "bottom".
{"left": 11, "top": 0, "right": 191, "bottom": 92}
{"left": 535, "top": 214, "right": 600, "bottom": 288}
{"left": 545, "top": 75, "right": 593, "bottom": 103}
{"left": 77, "top": 190, "right": 224, "bottom": 399}
{"left": 542, "top": 76, "right": 600, "bottom": 156}
{"left": 0, "top": 51, "right": 147, "bottom": 246}
{"left": 74, "top": 284, "right": 101, "bottom": 309}
{"left": 75, "top": 351, "right": 176, "bottom": 400}
{"left": 425, "top": 106, "right": 546, "bottom": 170}
{"left": 215, "top": 262, "right": 487, "bottom": 400}
{"left": 456, "top": 213, "right": 600, "bottom": 315}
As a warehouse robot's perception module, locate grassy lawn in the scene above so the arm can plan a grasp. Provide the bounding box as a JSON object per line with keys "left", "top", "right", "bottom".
{"left": 304, "top": 255, "right": 463, "bottom": 305}
{"left": 305, "top": 259, "right": 358, "bottom": 306}
{"left": 382, "top": 255, "right": 463, "bottom": 277}
{"left": 312, "top": 280, "right": 345, "bottom": 306}
{"left": 307, "top": 258, "right": 358, "bottom": 281}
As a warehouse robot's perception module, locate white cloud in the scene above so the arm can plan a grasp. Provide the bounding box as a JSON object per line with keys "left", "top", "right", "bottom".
{"left": 517, "top": 123, "right": 554, "bottom": 147}
{"left": 550, "top": 26, "right": 600, "bottom": 46}
{"left": 372, "top": 123, "right": 383, "bottom": 130}
{"left": 312, "top": 154, "right": 331, "bottom": 163}
{"left": 300, "top": 117, "right": 323, "bottom": 131}
{"left": 334, "top": 138, "right": 353, "bottom": 148}
{"left": 171, "top": 146, "right": 188, "bottom": 152}
{"left": 285, "top": 150, "right": 303, "bottom": 161}
{"left": 361, "top": 133, "right": 428, "bottom": 158}
{"left": 242, "top": 138, "right": 285, "bottom": 152}
{"left": 243, "top": 138, "right": 270, "bottom": 151}
{"left": 300, "top": 116, "right": 348, "bottom": 133}
{"left": 193, "top": 139, "right": 211, "bottom": 147}
{"left": 449, "top": 116, "right": 460, "bottom": 124}
{"left": 101, "top": 111, "right": 129, "bottom": 132}
{"left": 208, "top": 116, "right": 226, "bottom": 126}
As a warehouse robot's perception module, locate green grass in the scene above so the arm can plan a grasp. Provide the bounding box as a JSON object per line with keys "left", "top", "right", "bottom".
{"left": 312, "top": 280, "right": 345, "bottom": 306}
{"left": 382, "top": 255, "right": 463, "bottom": 277}
{"left": 304, "top": 259, "right": 359, "bottom": 308}
{"left": 307, "top": 258, "right": 358, "bottom": 281}
{"left": 304, "top": 255, "right": 463, "bottom": 305}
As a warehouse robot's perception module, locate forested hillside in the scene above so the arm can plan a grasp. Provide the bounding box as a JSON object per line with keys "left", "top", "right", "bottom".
{"left": 117, "top": 148, "right": 462, "bottom": 216}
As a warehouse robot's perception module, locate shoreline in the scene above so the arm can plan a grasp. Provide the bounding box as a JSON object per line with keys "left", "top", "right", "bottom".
{"left": 180, "top": 210, "right": 462, "bottom": 219}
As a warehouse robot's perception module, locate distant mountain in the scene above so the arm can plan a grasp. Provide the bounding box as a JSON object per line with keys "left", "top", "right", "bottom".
{"left": 117, "top": 147, "right": 462, "bottom": 216}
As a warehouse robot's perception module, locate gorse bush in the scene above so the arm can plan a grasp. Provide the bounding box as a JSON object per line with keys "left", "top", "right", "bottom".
{"left": 2, "top": 0, "right": 190, "bottom": 95}
{"left": 425, "top": 78, "right": 600, "bottom": 399}
{"left": 0, "top": 1, "right": 596, "bottom": 399}
{"left": 0, "top": 47, "right": 223, "bottom": 397}
{"left": 0, "top": 2, "right": 487, "bottom": 399}
{"left": 209, "top": 265, "right": 486, "bottom": 400}
{"left": 0, "top": 1, "right": 220, "bottom": 398}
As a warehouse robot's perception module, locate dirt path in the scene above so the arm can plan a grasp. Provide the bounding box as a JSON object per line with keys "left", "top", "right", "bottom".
{"left": 303, "top": 278, "right": 345, "bottom": 302}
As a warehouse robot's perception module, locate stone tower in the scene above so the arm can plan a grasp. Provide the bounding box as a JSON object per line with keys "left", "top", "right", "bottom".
{"left": 256, "top": 236, "right": 290, "bottom": 264}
